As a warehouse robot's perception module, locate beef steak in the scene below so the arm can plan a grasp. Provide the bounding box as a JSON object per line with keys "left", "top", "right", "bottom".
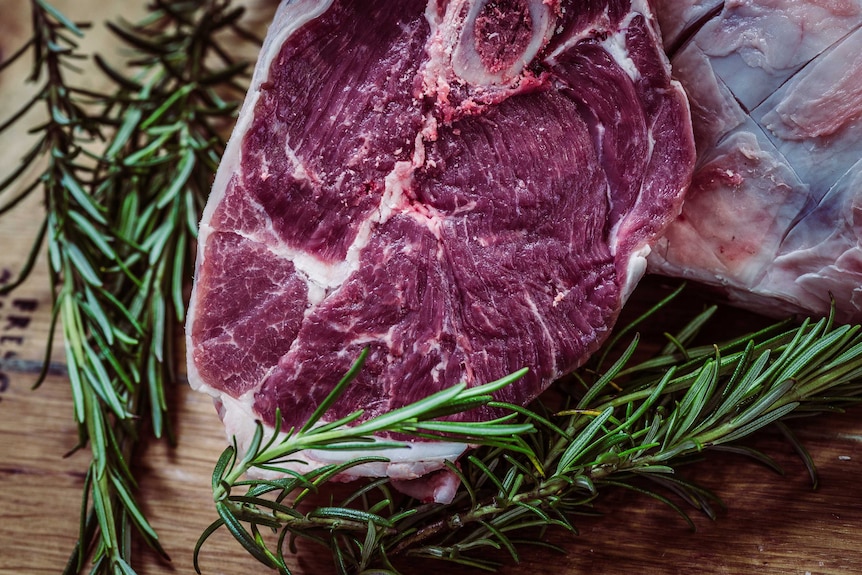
{"left": 186, "top": 0, "right": 694, "bottom": 494}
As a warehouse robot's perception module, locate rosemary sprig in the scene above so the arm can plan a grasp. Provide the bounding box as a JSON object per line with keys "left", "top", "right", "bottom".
{"left": 0, "top": 1, "right": 256, "bottom": 573}
{"left": 198, "top": 357, "right": 536, "bottom": 574}
{"left": 197, "top": 301, "right": 862, "bottom": 574}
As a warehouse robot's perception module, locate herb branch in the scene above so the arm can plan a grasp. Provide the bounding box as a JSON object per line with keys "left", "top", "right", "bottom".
{"left": 0, "top": 1, "right": 258, "bottom": 573}
{"left": 197, "top": 298, "right": 862, "bottom": 574}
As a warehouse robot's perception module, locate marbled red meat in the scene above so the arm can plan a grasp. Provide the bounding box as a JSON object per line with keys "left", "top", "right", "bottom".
{"left": 186, "top": 0, "right": 694, "bottom": 500}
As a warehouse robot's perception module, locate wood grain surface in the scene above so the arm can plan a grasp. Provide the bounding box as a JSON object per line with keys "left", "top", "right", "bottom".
{"left": 1, "top": 3, "right": 861, "bottom": 575}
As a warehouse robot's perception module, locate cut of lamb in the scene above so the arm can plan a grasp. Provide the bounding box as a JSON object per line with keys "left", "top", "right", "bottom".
{"left": 185, "top": 0, "right": 694, "bottom": 500}
{"left": 649, "top": 0, "right": 862, "bottom": 323}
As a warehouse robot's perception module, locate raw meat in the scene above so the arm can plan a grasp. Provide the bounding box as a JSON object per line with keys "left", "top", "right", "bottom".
{"left": 649, "top": 0, "right": 862, "bottom": 322}
{"left": 654, "top": 0, "right": 723, "bottom": 52}
{"left": 186, "top": 0, "right": 694, "bottom": 498}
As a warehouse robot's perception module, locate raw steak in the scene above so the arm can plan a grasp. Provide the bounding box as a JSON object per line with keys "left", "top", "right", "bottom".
{"left": 186, "top": 0, "right": 694, "bottom": 497}
{"left": 649, "top": 0, "right": 862, "bottom": 323}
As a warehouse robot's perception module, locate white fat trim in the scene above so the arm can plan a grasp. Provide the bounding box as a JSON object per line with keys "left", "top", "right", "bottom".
{"left": 215, "top": 388, "right": 266, "bottom": 456}
{"left": 342, "top": 329, "right": 396, "bottom": 350}
{"left": 552, "top": 287, "right": 570, "bottom": 307}
{"left": 284, "top": 141, "right": 314, "bottom": 182}
{"left": 185, "top": 347, "right": 209, "bottom": 393}
{"left": 378, "top": 160, "right": 414, "bottom": 224}
{"left": 412, "top": 208, "right": 445, "bottom": 239}
{"left": 185, "top": 252, "right": 206, "bottom": 391}
{"left": 523, "top": 291, "right": 557, "bottom": 367}
{"left": 596, "top": 123, "right": 606, "bottom": 148}
{"left": 603, "top": 181, "right": 620, "bottom": 256}
{"left": 307, "top": 439, "right": 469, "bottom": 465}
{"left": 628, "top": 0, "right": 654, "bottom": 22}
{"left": 378, "top": 125, "right": 448, "bottom": 239}
{"left": 646, "top": 126, "right": 656, "bottom": 160}
{"left": 419, "top": 1, "right": 453, "bottom": 101}
{"left": 600, "top": 27, "right": 641, "bottom": 83}
{"left": 211, "top": 388, "right": 470, "bottom": 481}
{"left": 430, "top": 355, "right": 448, "bottom": 384}
{"left": 294, "top": 251, "right": 356, "bottom": 297}
{"left": 621, "top": 245, "right": 650, "bottom": 302}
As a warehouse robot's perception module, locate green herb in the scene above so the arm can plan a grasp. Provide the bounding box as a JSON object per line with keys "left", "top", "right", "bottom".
{"left": 196, "top": 296, "right": 862, "bottom": 574}
{"left": 0, "top": 1, "right": 257, "bottom": 573}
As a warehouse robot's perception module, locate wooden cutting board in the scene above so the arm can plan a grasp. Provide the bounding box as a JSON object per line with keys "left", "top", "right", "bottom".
{"left": 1, "top": 2, "right": 860, "bottom": 574}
